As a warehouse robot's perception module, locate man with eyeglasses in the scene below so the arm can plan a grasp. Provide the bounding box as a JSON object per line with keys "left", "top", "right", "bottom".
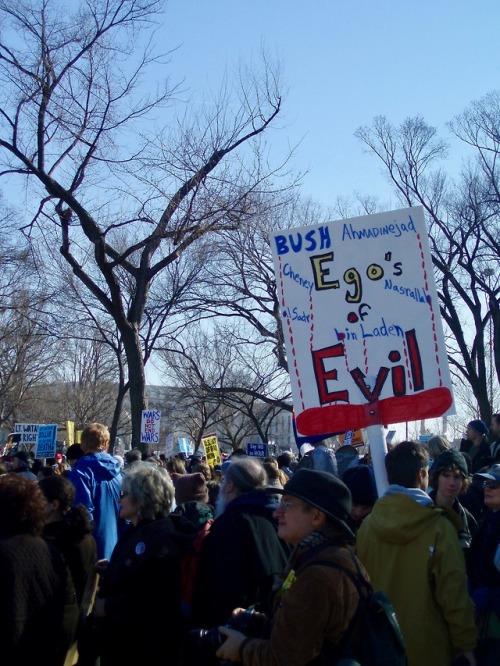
{"left": 216, "top": 468, "right": 368, "bottom": 665}
{"left": 468, "top": 464, "right": 500, "bottom": 665}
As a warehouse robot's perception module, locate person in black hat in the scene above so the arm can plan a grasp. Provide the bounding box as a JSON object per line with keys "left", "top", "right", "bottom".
{"left": 342, "top": 464, "right": 378, "bottom": 534}
{"left": 460, "top": 419, "right": 492, "bottom": 474}
{"left": 10, "top": 450, "right": 37, "bottom": 481}
{"left": 216, "top": 469, "right": 369, "bottom": 665}
{"left": 429, "top": 449, "right": 477, "bottom": 556}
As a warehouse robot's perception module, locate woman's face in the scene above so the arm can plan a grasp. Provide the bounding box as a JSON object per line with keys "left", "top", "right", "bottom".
{"left": 437, "top": 468, "right": 463, "bottom": 502}
{"left": 119, "top": 487, "right": 141, "bottom": 524}
{"left": 483, "top": 480, "right": 500, "bottom": 511}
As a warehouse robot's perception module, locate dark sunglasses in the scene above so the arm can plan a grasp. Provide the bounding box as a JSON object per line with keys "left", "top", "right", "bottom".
{"left": 120, "top": 490, "right": 130, "bottom": 498}
{"left": 483, "top": 481, "right": 500, "bottom": 490}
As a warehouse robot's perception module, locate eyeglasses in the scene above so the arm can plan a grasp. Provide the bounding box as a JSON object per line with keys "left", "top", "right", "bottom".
{"left": 120, "top": 490, "right": 130, "bottom": 499}
{"left": 484, "top": 481, "right": 500, "bottom": 490}
{"left": 277, "top": 499, "right": 306, "bottom": 512}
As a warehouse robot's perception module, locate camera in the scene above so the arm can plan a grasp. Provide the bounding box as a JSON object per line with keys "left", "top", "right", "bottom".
{"left": 190, "top": 608, "right": 268, "bottom": 652}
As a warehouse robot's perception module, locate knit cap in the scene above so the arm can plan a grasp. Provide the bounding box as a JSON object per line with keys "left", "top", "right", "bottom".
{"left": 171, "top": 472, "right": 209, "bottom": 504}
{"left": 468, "top": 419, "right": 489, "bottom": 437}
{"left": 431, "top": 449, "right": 469, "bottom": 478}
{"left": 342, "top": 465, "right": 378, "bottom": 507}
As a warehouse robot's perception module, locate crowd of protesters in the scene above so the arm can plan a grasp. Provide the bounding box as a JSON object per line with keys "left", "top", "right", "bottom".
{"left": 0, "top": 415, "right": 499, "bottom": 665}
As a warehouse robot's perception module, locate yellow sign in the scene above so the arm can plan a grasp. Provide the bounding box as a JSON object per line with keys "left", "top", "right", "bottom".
{"left": 66, "top": 421, "right": 75, "bottom": 446}
{"left": 202, "top": 433, "right": 221, "bottom": 468}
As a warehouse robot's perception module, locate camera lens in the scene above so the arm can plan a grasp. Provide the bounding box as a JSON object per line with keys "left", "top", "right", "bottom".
{"left": 189, "top": 627, "right": 224, "bottom": 651}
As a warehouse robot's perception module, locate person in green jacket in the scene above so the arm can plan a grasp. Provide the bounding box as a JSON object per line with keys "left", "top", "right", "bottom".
{"left": 357, "top": 440, "right": 477, "bottom": 666}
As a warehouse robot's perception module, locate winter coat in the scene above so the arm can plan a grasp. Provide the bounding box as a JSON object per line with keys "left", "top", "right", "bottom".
{"left": 192, "top": 489, "right": 289, "bottom": 627}
{"left": 43, "top": 519, "right": 97, "bottom": 606}
{"left": 428, "top": 490, "right": 477, "bottom": 551}
{"left": 240, "top": 539, "right": 364, "bottom": 666}
{"left": 460, "top": 437, "right": 492, "bottom": 474}
{"left": 69, "top": 452, "right": 123, "bottom": 559}
{"left": 0, "top": 534, "right": 71, "bottom": 666}
{"left": 96, "top": 516, "right": 185, "bottom": 666}
{"left": 491, "top": 438, "right": 500, "bottom": 463}
{"left": 357, "top": 491, "right": 477, "bottom": 666}
{"left": 468, "top": 510, "right": 500, "bottom": 619}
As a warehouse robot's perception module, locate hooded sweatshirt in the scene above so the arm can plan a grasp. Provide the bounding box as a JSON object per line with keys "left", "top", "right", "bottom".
{"left": 69, "top": 452, "right": 123, "bottom": 560}
{"left": 357, "top": 488, "right": 477, "bottom": 666}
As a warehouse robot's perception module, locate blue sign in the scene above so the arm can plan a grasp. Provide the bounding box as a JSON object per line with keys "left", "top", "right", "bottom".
{"left": 36, "top": 424, "right": 58, "bottom": 459}
{"left": 247, "top": 442, "right": 268, "bottom": 458}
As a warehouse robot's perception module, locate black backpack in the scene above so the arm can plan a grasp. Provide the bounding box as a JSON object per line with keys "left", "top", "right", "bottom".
{"left": 305, "top": 558, "right": 407, "bottom": 666}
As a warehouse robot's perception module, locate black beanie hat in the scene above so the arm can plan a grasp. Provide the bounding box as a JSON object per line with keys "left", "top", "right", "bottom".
{"left": 342, "top": 465, "right": 378, "bottom": 507}
{"left": 468, "top": 419, "right": 489, "bottom": 437}
{"left": 281, "top": 469, "right": 354, "bottom": 539}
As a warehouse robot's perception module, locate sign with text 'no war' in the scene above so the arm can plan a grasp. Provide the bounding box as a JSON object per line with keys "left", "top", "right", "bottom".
{"left": 270, "top": 206, "right": 453, "bottom": 439}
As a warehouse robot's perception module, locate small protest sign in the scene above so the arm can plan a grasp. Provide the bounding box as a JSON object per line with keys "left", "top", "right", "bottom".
{"left": 247, "top": 442, "right": 268, "bottom": 458}
{"left": 35, "top": 424, "right": 58, "bottom": 459}
{"left": 164, "top": 433, "right": 175, "bottom": 457}
{"left": 140, "top": 410, "right": 161, "bottom": 444}
{"left": 14, "top": 423, "right": 40, "bottom": 448}
{"left": 202, "top": 433, "right": 221, "bottom": 468}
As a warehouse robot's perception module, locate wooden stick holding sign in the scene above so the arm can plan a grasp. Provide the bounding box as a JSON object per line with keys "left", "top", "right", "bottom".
{"left": 270, "top": 206, "right": 453, "bottom": 495}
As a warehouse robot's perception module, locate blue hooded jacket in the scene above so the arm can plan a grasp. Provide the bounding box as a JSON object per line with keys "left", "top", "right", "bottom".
{"left": 69, "top": 452, "right": 123, "bottom": 560}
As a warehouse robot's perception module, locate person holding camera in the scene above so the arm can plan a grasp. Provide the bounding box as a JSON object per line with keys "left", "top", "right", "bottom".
{"left": 215, "top": 469, "right": 366, "bottom": 665}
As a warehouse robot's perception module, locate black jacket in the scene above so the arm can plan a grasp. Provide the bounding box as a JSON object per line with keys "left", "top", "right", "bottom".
{"left": 97, "top": 516, "right": 187, "bottom": 666}
{"left": 0, "top": 534, "right": 70, "bottom": 666}
{"left": 192, "top": 489, "right": 289, "bottom": 628}
{"left": 460, "top": 437, "right": 492, "bottom": 474}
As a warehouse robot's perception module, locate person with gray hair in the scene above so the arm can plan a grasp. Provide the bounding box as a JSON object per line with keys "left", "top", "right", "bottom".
{"left": 91, "top": 462, "right": 187, "bottom": 665}
{"left": 191, "top": 457, "right": 289, "bottom": 636}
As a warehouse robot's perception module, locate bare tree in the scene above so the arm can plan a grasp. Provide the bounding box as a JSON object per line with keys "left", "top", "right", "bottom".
{"left": 0, "top": 0, "right": 291, "bottom": 446}
{"left": 158, "top": 319, "right": 292, "bottom": 451}
{"left": 0, "top": 289, "right": 60, "bottom": 429}
{"left": 355, "top": 98, "right": 500, "bottom": 422}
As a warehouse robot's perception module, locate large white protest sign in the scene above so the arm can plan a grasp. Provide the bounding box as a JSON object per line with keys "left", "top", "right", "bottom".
{"left": 270, "top": 206, "right": 453, "bottom": 440}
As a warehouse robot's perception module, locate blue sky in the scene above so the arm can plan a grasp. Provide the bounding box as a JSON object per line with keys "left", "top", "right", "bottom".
{"left": 158, "top": 2, "right": 500, "bottom": 441}
{"left": 163, "top": 0, "right": 500, "bottom": 209}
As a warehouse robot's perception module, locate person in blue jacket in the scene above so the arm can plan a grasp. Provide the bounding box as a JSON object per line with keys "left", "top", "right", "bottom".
{"left": 69, "top": 423, "right": 123, "bottom": 560}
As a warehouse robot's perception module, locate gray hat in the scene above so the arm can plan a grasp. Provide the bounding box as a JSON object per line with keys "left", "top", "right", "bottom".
{"left": 281, "top": 469, "right": 355, "bottom": 539}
